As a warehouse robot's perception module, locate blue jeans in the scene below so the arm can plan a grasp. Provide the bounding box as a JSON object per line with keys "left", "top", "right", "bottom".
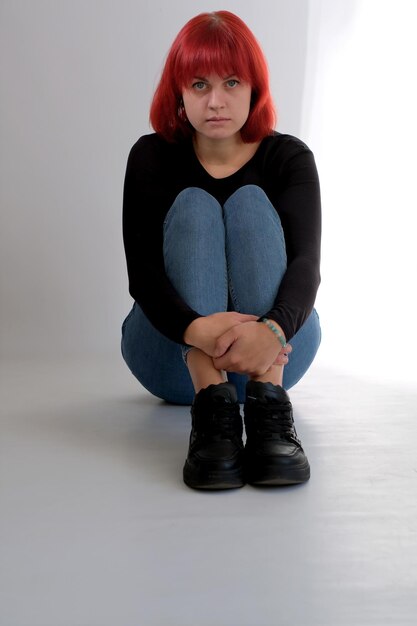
{"left": 121, "top": 185, "right": 321, "bottom": 404}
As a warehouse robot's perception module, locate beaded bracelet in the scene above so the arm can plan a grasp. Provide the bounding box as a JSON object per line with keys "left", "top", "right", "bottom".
{"left": 259, "top": 317, "right": 287, "bottom": 348}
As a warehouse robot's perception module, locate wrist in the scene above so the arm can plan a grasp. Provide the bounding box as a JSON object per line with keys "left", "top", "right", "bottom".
{"left": 183, "top": 316, "right": 205, "bottom": 345}
{"left": 259, "top": 317, "right": 287, "bottom": 348}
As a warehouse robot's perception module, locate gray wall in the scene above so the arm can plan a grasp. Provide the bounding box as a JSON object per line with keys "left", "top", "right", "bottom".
{"left": 0, "top": 0, "right": 310, "bottom": 358}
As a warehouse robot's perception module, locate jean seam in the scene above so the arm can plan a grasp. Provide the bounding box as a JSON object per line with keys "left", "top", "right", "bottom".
{"left": 227, "top": 260, "right": 240, "bottom": 312}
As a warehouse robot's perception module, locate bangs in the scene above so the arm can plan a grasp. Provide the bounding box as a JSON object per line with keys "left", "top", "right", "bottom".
{"left": 174, "top": 30, "right": 253, "bottom": 89}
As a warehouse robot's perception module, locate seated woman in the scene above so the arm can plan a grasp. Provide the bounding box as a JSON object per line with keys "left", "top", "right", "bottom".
{"left": 121, "top": 11, "right": 321, "bottom": 490}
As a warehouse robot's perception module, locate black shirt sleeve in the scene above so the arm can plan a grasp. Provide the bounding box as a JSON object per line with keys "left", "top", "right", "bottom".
{"left": 122, "top": 136, "right": 202, "bottom": 343}
{"left": 261, "top": 143, "right": 321, "bottom": 340}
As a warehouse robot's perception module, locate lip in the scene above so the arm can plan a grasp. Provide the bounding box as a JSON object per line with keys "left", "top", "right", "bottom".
{"left": 206, "top": 117, "right": 230, "bottom": 122}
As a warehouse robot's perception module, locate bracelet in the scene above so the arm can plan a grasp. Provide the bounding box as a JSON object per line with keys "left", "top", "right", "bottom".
{"left": 260, "top": 318, "right": 287, "bottom": 348}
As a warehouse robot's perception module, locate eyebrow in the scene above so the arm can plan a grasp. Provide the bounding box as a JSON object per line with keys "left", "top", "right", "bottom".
{"left": 191, "top": 74, "right": 238, "bottom": 81}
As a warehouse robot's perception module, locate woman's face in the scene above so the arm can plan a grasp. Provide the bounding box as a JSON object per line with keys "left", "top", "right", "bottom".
{"left": 182, "top": 73, "right": 252, "bottom": 142}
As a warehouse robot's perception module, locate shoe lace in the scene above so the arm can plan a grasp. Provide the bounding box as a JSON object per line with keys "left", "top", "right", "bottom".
{"left": 257, "top": 400, "right": 300, "bottom": 444}
{"left": 207, "top": 403, "right": 242, "bottom": 440}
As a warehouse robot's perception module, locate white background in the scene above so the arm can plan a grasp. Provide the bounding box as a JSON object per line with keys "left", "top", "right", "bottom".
{"left": 1, "top": 0, "right": 416, "bottom": 387}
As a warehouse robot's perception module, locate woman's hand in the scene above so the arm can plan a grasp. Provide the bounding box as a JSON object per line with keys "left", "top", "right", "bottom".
{"left": 183, "top": 312, "right": 258, "bottom": 356}
{"left": 212, "top": 320, "right": 291, "bottom": 377}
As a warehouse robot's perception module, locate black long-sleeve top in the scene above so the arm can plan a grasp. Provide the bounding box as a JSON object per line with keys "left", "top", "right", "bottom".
{"left": 122, "top": 131, "right": 321, "bottom": 344}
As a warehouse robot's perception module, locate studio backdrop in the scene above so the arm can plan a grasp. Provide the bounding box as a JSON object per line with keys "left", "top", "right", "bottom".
{"left": 1, "top": 0, "right": 415, "bottom": 386}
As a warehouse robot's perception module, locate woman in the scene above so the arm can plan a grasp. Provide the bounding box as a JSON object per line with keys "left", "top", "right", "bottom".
{"left": 121, "top": 11, "right": 321, "bottom": 490}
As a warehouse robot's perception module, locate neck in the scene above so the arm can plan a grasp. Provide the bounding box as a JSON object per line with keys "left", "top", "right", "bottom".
{"left": 193, "top": 133, "right": 245, "bottom": 165}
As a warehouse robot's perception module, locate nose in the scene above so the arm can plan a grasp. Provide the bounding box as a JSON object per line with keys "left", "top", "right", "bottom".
{"left": 208, "top": 87, "right": 225, "bottom": 110}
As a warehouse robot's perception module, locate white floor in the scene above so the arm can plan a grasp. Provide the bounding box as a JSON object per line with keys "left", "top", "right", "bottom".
{"left": 1, "top": 354, "right": 417, "bottom": 626}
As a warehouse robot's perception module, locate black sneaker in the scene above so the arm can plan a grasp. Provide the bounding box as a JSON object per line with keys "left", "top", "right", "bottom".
{"left": 244, "top": 381, "right": 310, "bottom": 486}
{"left": 183, "top": 383, "right": 244, "bottom": 490}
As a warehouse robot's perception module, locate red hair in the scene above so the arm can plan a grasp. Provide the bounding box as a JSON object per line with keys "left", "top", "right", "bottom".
{"left": 149, "top": 11, "right": 276, "bottom": 142}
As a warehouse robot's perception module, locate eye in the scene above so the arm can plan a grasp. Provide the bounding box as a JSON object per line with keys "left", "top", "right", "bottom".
{"left": 192, "top": 81, "right": 207, "bottom": 91}
{"left": 226, "top": 79, "right": 240, "bottom": 88}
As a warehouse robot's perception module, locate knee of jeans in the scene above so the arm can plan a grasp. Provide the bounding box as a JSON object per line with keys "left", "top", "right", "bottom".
{"left": 175, "top": 187, "right": 214, "bottom": 203}
{"left": 224, "top": 185, "right": 280, "bottom": 227}
{"left": 169, "top": 187, "right": 219, "bottom": 216}
{"left": 226, "top": 184, "right": 269, "bottom": 205}
{"left": 164, "top": 187, "right": 222, "bottom": 233}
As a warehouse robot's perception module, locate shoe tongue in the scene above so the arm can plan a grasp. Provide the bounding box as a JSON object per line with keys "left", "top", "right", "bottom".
{"left": 246, "top": 381, "right": 289, "bottom": 402}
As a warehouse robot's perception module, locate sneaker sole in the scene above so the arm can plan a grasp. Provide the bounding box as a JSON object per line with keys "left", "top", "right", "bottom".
{"left": 183, "top": 462, "right": 245, "bottom": 490}
{"left": 246, "top": 461, "right": 310, "bottom": 486}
